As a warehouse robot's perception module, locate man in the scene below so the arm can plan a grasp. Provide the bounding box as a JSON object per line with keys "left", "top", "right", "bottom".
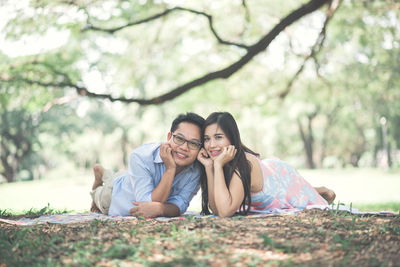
{"left": 90, "top": 112, "right": 205, "bottom": 218}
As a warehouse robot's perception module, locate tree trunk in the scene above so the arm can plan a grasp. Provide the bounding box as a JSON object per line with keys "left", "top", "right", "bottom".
{"left": 387, "top": 142, "right": 392, "bottom": 168}
{"left": 0, "top": 152, "right": 16, "bottom": 183}
{"left": 318, "top": 105, "right": 340, "bottom": 167}
{"left": 121, "top": 129, "right": 128, "bottom": 168}
{"left": 298, "top": 117, "right": 316, "bottom": 169}
{"left": 350, "top": 118, "right": 367, "bottom": 167}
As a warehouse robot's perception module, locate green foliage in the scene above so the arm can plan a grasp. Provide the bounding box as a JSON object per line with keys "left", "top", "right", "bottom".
{"left": 0, "top": 0, "right": 400, "bottom": 181}
{"left": 0, "top": 106, "right": 43, "bottom": 182}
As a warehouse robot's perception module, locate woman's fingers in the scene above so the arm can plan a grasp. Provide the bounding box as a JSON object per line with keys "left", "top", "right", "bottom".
{"left": 226, "top": 145, "right": 236, "bottom": 156}
{"left": 221, "top": 145, "right": 236, "bottom": 161}
{"left": 197, "top": 148, "right": 206, "bottom": 159}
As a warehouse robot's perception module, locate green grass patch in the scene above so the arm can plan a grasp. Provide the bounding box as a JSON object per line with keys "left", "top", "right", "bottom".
{"left": 0, "top": 203, "right": 70, "bottom": 219}
{"left": 0, "top": 225, "right": 67, "bottom": 266}
{"left": 352, "top": 202, "right": 400, "bottom": 213}
{"left": 1, "top": 209, "right": 399, "bottom": 266}
{"left": 260, "top": 233, "right": 295, "bottom": 253}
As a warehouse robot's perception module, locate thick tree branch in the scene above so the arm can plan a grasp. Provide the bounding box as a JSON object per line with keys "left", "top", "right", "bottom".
{"left": 83, "top": 6, "right": 249, "bottom": 49}
{"left": 3, "top": 0, "right": 331, "bottom": 105}
{"left": 278, "top": 0, "right": 342, "bottom": 99}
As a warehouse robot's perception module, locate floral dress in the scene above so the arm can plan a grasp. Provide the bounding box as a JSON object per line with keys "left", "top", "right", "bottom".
{"left": 250, "top": 158, "right": 328, "bottom": 212}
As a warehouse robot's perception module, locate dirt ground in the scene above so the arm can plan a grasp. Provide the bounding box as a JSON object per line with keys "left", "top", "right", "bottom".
{"left": 1, "top": 209, "right": 399, "bottom": 266}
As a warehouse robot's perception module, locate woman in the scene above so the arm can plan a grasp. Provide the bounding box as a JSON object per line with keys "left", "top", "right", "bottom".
{"left": 197, "top": 112, "right": 335, "bottom": 217}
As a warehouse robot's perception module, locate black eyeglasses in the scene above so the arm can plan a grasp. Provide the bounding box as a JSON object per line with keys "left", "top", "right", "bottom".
{"left": 171, "top": 134, "right": 202, "bottom": 150}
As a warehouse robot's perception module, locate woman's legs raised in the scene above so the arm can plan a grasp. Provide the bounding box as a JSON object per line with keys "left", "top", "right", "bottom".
{"left": 314, "top": 186, "right": 336, "bottom": 204}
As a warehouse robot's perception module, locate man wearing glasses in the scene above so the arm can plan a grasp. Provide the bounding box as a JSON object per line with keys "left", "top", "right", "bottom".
{"left": 90, "top": 112, "right": 205, "bottom": 218}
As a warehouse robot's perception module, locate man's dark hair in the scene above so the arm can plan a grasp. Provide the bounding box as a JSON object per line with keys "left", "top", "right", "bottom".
{"left": 170, "top": 112, "right": 205, "bottom": 133}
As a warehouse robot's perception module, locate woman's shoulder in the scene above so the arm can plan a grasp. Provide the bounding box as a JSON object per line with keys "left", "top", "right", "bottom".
{"left": 245, "top": 152, "right": 261, "bottom": 167}
{"left": 244, "top": 152, "right": 264, "bottom": 192}
{"left": 245, "top": 152, "right": 260, "bottom": 162}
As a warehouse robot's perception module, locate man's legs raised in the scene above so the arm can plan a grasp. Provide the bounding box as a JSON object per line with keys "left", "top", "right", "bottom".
{"left": 91, "top": 164, "right": 105, "bottom": 212}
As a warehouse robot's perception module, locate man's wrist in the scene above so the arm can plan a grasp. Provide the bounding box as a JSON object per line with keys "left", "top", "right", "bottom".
{"left": 161, "top": 203, "right": 181, "bottom": 217}
{"left": 156, "top": 202, "right": 164, "bottom": 216}
{"left": 165, "top": 166, "right": 177, "bottom": 172}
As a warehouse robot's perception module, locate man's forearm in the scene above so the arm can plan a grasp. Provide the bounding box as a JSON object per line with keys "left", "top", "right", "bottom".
{"left": 151, "top": 168, "right": 176, "bottom": 202}
{"left": 130, "top": 201, "right": 180, "bottom": 218}
{"left": 161, "top": 203, "right": 181, "bottom": 217}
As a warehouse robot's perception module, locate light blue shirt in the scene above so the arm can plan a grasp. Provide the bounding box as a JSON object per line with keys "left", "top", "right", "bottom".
{"left": 108, "top": 142, "right": 201, "bottom": 216}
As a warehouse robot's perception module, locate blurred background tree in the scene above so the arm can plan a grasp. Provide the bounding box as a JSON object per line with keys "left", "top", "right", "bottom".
{"left": 0, "top": 0, "right": 399, "bottom": 182}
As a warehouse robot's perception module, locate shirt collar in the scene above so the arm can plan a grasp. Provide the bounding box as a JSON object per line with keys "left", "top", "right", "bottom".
{"left": 154, "top": 145, "right": 163, "bottom": 164}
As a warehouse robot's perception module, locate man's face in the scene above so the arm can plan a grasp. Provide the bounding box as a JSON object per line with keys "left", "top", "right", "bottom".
{"left": 167, "top": 122, "right": 201, "bottom": 168}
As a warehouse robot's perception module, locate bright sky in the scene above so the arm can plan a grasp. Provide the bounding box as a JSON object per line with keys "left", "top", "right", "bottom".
{"left": 0, "top": 0, "right": 69, "bottom": 57}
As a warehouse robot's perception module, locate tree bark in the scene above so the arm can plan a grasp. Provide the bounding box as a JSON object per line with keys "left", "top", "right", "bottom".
{"left": 298, "top": 113, "right": 317, "bottom": 169}
{"left": 0, "top": 139, "right": 16, "bottom": 182}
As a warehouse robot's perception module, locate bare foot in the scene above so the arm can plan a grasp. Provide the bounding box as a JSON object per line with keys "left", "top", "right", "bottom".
{"left": 92, "top": 164, "right": 105, "bottom": 190}
{"left": 91, "top": 201, "right": 101, "bottom": 213}
{"left": 317, "top": 187, "right": 336, "bottom": 204}
{"left": 90, "top": 164, "right": 105, "bottom": 213}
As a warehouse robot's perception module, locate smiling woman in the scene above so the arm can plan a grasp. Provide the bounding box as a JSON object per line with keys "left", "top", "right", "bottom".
{"left": 197, "top": 112, "right": 333, "bottom": 218}
{"left": 203, "top": 124, "right": 232, "bottom": 158}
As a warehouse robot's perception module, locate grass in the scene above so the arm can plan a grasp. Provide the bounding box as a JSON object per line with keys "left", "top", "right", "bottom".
{"left": 354, "top": 202, "right": 400, "bottom": 213}
{"left": 0, "top": 203, "right": 70, "bottom": 219}
{"left": 299, "top": 168, "right": 400, "bottom": 205}
{"left": 1, "top": 167, "right": 399, "bottom": 266}
{"left": 1, "top": 207, "right": 399, "bottom": 266}
{"left": 0, "top": 168, "right": 93, "bottom": 213}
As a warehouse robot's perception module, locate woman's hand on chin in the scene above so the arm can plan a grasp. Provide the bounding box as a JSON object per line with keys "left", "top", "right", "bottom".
{"left": 214, "top": 145, "right": 236, "bottom": 167}
{"left": 197, "top": 148, "right": 213, "bottom": 167}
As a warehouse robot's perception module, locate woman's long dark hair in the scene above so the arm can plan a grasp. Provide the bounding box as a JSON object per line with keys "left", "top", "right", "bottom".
{"left": 200, "top": 112, "right": 259, "bottom": 215}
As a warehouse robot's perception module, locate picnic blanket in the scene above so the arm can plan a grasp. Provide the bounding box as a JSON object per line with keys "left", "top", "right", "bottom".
{"left": 0, "top": 205, "right": 396, "bottom": 226}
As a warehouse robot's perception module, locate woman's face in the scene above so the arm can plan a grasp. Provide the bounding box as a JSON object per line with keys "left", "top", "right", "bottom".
{"left": 203, "top": 123, "right": 231, "bottom": 159}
